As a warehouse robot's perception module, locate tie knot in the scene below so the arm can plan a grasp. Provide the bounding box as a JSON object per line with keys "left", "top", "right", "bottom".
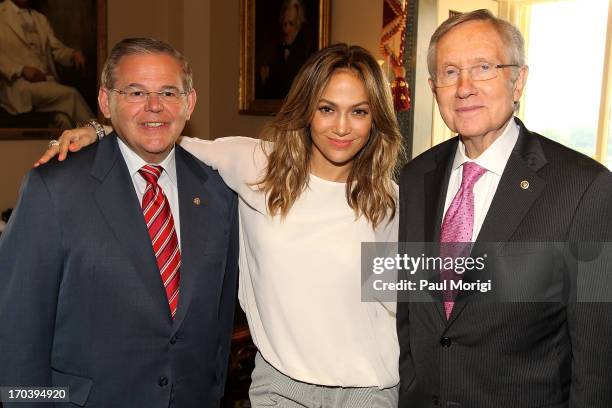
{"left": 139, "top": 164, "right": 163, "bottom": 185}
{"left": 461, "top": 162, "right": 486, "bottom": 189}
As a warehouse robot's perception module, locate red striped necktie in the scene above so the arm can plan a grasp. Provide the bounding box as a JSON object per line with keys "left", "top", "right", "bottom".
{"left": 139, "top": 164, "right": 181, "bottom": 319}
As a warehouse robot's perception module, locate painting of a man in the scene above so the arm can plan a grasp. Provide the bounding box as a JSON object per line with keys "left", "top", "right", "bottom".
{"left": 0, "top": 0, "right": 94, "bottom": 129}
{"left": 256, "top": 0, "right": 317, "bottom": 100}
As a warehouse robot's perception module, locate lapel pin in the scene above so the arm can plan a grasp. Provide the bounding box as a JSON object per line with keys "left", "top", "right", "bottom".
{"left": 193, "top": 197, "right": 201, "bottom": 206}
{"left": 520, "top": 180, "right": 530, "bottom": 190}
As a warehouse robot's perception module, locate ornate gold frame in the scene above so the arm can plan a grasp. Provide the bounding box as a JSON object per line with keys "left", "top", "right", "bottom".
{"left": 239, "top": 0, "right": 331, "bottom": 115}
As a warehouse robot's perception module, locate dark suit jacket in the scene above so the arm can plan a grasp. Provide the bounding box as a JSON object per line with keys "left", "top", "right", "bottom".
{"left": 0, "top": 133, "right": 239, "bottom": 407}
{"left": 397, "top": 118, "right": 612, "bottom": 408}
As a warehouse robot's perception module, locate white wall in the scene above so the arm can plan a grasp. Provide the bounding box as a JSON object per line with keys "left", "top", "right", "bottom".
{"left": 332, "top": 0, "right": 383, "bottom": 57}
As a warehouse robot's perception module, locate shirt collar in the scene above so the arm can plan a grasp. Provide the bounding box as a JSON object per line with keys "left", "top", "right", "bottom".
{"left": 117, "top": 137, "right": 178, "bottom": 186}
{"left": 451, "top": 117, "right": 520, "bottom": 176}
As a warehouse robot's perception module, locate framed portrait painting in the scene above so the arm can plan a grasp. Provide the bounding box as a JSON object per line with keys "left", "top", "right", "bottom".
{"left": 0, "top": 0, "right": 106, "bottom": 140}
{"left": 239, "top": 0, "right": 331, "bottom": 115}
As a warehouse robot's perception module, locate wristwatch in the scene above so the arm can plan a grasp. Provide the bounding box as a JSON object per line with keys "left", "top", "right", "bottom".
{"left": 82, "top": 119, "right": 105, "bottom": 141}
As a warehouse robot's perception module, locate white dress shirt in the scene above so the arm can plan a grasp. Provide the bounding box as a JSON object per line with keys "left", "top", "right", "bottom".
{"left": 117, "top": 138, "right": 181, "bottom": 247}
{"left": 442, "top": 118, "right": 520, "bottom": 240}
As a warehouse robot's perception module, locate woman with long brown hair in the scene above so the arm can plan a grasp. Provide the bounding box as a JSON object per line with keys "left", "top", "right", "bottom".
{"left": 38, "top": 43, "right": 404, "bottom": 407}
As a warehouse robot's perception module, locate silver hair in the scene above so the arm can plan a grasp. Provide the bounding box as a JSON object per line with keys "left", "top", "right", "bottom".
{"left": 427, "top": 9, "right": 525, "bottom": 80}
{"left": 101, "top": 37, "right": 193, "bottom": 92}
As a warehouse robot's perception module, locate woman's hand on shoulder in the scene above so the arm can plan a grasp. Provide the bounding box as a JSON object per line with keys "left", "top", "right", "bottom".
{"left": 34, "top": 126, "right": 99, "bottom": 167}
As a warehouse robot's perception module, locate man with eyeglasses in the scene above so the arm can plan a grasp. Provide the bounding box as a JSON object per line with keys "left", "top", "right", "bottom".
{"left": 397, "top": 9, "right": 612, "bottom": 407}
{"left": 0, "top": 38, "right": 239, "bottom": 407}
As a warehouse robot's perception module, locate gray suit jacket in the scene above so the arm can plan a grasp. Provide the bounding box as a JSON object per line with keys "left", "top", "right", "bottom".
{"left": 0, "top": 133, "right": 239, "bottom": 407}
{"left": 397, "top": 118, "right": 612, "bottom": 407}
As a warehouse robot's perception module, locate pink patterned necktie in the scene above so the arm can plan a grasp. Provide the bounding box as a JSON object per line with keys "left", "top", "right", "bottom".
{"left": 439, "top": 162, "right": 487, "bottom": 319}
{"left": 139, "top": 165, "right": 181, "bottom": 319}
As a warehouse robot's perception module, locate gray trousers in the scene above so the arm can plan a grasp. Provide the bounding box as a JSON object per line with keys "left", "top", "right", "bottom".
{"left": 249, "top": 353, "right": 399, "bottom": 408}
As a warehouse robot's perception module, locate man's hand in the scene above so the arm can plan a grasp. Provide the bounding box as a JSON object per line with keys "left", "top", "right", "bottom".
{"left": 21, "top": 66, "right": 46, "bottom": 82}
{"left": 73, "top": 50, "right": 86, "bottom": 72}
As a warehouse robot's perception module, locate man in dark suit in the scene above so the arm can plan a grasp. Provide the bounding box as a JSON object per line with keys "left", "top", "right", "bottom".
{"left": 0, "top": 38, "right": 239, "bottom": 407}
{"left": 397, "top": 10, "right": 612, "bottom": 407}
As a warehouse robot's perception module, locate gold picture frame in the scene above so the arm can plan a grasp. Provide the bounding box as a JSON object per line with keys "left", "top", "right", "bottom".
{"left": 239, "top": 0, "right": 331, "bottom": 115}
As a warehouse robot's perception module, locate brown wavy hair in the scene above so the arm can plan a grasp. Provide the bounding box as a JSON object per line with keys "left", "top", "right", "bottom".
{"left": 257, "top": 43, "right": 404, "bottom": 228}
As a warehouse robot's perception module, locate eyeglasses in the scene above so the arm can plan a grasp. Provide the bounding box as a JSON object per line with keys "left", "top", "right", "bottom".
{"left": 109, "top": 87, "right": 189, "bottom": 104}
{"left": 434, "top": 62, "right": 520, "bottom": 87}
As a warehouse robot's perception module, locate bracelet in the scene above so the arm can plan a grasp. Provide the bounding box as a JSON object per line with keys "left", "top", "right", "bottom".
{"left": 81, "top": 119, "right": 105, "bottom": 141}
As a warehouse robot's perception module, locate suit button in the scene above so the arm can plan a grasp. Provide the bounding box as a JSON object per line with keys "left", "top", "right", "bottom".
{"left": 440, "top": 336, "right": 452, "bottom": 347}
{"left": 158, "top": 376, "right": 169, "bottom": 387}
{"left": 170, "top": 336, "right": 177, "bottom": 345}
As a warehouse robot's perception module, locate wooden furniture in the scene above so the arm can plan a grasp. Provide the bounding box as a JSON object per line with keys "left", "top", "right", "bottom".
{"left": 222, "top": 308, "right": 257, "bottom": 407}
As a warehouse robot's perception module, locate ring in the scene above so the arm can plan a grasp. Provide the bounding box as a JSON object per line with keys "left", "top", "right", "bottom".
{"left": 48, "top": 139, "right": 59, "bottom": 149}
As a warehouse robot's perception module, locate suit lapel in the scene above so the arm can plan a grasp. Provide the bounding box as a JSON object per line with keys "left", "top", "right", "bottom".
{"left": 91, "top": 134, "right": 171, "bottom": 321}
{"left": 449, "top": 119, "right": 548, "bottom": 323}
{"left": 424, "top": 140, "right": 457, "bottom": 321}
{"left": 4, "top": 6, "right": 28, "bottom": 45}
{"left": 424, "top": 139, "right": 457, "bottom": 242}
{"left": 170, "top": 146, "right": 207, "bottom": 331}
{"left": 170, "top": 146, "right": 229, "bottom": 335}
{"left": 475, "top": 120, "right": 547, "bottom": 243}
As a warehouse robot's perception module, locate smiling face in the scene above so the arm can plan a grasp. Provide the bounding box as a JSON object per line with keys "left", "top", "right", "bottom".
{"left": 309, "top": 69, "right": 372, "bottom": 181}
{"left": 98, "top": 53, "right": 196, "bottom": 163}
{"left": 430, "top": 20, "right": 527, "bottom": 156}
